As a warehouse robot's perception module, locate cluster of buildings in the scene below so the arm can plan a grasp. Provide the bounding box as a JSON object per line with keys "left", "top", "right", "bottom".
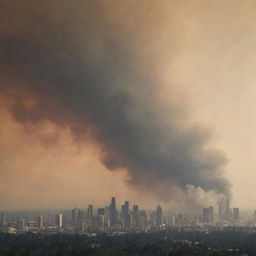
{"left": 0, "top": 197, "right": 163, "bottom": 234}
{"left": 69, "top": 198, "right": 163, "bottom": 232}
{"left": 1, "top": 197, "right": 256, "bottom": 234}
{"left": 202, "top": 197, "right": 240, "bottom": 226}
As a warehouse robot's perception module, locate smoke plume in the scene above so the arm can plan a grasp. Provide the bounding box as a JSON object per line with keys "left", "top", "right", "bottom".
{"left": 0, "top": 0, "right": 230, "bottom": 201}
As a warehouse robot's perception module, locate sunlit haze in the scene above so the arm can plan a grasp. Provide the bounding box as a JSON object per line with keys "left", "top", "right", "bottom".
{"left": 0, "top": 0, "right": 256, "bottom": 211}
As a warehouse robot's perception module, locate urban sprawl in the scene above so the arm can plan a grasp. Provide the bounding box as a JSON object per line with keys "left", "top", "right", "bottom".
{"left": 1, "top": 197, "right": 256, "bottom": 234}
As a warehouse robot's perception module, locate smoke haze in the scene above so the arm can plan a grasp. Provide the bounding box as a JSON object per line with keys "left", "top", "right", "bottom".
{"left": 2, "top": 0, "right": 256, "bottom": 209}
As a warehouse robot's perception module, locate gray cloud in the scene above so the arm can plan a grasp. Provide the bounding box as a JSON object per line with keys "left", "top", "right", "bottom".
{"left": 0, "top": 0, "right": 230, "bottom": 199}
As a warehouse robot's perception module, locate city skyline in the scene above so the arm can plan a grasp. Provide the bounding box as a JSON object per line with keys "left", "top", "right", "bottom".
{"left": 1, "top": 195, "right": 256, "bottom": 235}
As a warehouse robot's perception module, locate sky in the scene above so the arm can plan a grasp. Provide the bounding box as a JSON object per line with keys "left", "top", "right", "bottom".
{"left": 0, "top": 0, "right": 256, "bottom": 211}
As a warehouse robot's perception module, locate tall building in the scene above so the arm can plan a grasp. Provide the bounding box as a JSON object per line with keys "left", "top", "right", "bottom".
{"left": 133, "top": 205, "right": 140, "bottom": 228}
{"left": 87, "top": 204, "right": 93, "bottom": 228}
{"left": 121, "top": 205, "right": 125, "bottom": 218}
{"left": 171, "top": 215, "right": 176, "bottom": 226}
{"left": 209, "top": 206, "right": 214, "bottom": 223}
{"left": 124, "top": 214, "right": 133, "bottom": 229}
{"left": 225, "top": 197, "right": 230, "bottom": 221}
{"left": 0, "top": 214, "right": 6, "bottom": 227}
{"left": 233, "top": 208, "right": 239, "bottom": 226}
{"left": 122, "top": 201, "right": 129, "bottom": 218}
{"left": 78, "top": 209, "right": 85, "bottom": 225}
{"left": 96, "top": 215, "right": 105, "bottom": 230}
{"left": 109, "top": 197, "right": 117, "bottom": 228}
{"left": 96, "top": 208, "right": 105, "bottom": 231}
{"left": 38, "top": 216, "right": 45, "bottom": 229}
{"left": 156, "top": 205, "right": 163, "bottom": 227}
{"left": 104, "top": 206, "right": 110, "bottom": 229}
{"left": 55, "top": 214, "right": 63, "bottom": 228}
{"left": 219, "top": 197, "right": 230, "bottom": 222}
{"left": 140, "top": 210, "right": 147, "bottom": 228}
{"left": 71, "top": 207, "right": 79, "bottom": 225}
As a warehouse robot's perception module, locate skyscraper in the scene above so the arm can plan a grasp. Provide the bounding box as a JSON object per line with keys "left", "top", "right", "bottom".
{"left": 38, "top": 216, "right": 45, "bottom": 229}
{"left": 109, "top": 197, "right": 117, "bottom": 228}
{"left": 203, "top": 206, "right": 213, "bottom": 224}
{"left": 77, "top": 209, "right": 86, "bottom": 225}
{"left": 225, "top": 197, "right": 230, "bottom": 222}
{"left": 209, "top": 206, "right": 214, "bottom": 223}
{"left": 0, "top": 214, "right": 6, "bottom": 227}
{"left": 133, "top": 205, "right": 140, "bottom": 228}
{"left": 96, "top": 215, "right": 105, "bottom": 230}
{"left": 140, "top": 210, "right": 147, "bottom": 228}
{"left": 202, "top": 208, "right": 210, "bottom": 223}
{"left": 55, "top": 214, "right": 63, "bottom": 228}
{"left": 122, "top": 201, "right": 129, "bottom": 218}
{"left": 104, "top": 206, "right": 110, "bottom": 229}
{"left": 71, "top": 207, "right": 79, "bottom": 226}
{"left": 219, "top": 197, "right": 230, "bottom": 222}
{"left": 124, "top": 214, "right": 133, "bottom": 229}
{"left": 96, "top": 208, "right": 105, "bottom": 231}
{"left": 156, "top": 205, "right": 163, "bottom": 227}
{"left": 87, "top": 204, "right": 93, "bottom": 228}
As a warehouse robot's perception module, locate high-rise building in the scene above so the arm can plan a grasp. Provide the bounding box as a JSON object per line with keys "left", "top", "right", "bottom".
{"left": 171, "top": 215, "right": 176, "bottom": 226}
{"left": 133, "top": 205, "right": 140, "bottom": 228}
{"left": 87, "top": 204, "right": 93, "bottom": 228}
{"left": 78, "top": 209, "right": 85, "bottom": 225}
{"left": 109, "top": 197, "right": 117, "bottom": 228}
{"left": 96, "top": 215, "right": 105, "bottom": 230}
{"left": 55, "top": 214, "right": 63, "bottom": 228}
{"left": 96, "top": 208, "right": 105, "bottom": 231}
{"left": 156, "top": 205, "right": 163, "bottom": 227}
{"left": 202, "top": 208, "right": 210, "bottom": 223}
{"left": 140, "top": 210, "right": 147, "bottom": 228}
{"left": 38, "top": 216, "right": 45, "bottom": 229}
{"left": 219, "top": 197, "right": 230, "bottom": 222}
{"left": 121, "top": 201, "right": 129, "bottom": 218}
{"left": 233, "top": 208, "right": 239, "bottom": 226}
{"left": 71, "top": 207, "right": 79, "bottom": 226}
{"left": 0, "top": 214, "right": 6, "bottom": 227}
{"left": 225, "top": 198, "right": 230, "bottom": 221}
{"left": 104, "top": 206, "right": 110, "bottom": 229}
{"left": 124, "top": 214, "right": 133, "bottom": 229}
{"left": 121, "top": 205, "right": 125, "bottom": 218}
{"left": 110, "top": 197, "right": 116, "bottom": 209}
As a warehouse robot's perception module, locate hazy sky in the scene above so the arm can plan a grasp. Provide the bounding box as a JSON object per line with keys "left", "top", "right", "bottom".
{"left": 0, "top": 0, "right": 256, "bottom": 210}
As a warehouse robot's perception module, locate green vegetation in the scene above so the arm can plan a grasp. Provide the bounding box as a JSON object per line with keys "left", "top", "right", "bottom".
{"left": 0, "top": 229, "right": 255, "bottom": 256}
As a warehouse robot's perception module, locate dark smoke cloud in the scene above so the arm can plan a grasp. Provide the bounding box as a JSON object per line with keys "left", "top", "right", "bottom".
{"left": 0, "top": 0, "right": 230, "bottom": 199}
